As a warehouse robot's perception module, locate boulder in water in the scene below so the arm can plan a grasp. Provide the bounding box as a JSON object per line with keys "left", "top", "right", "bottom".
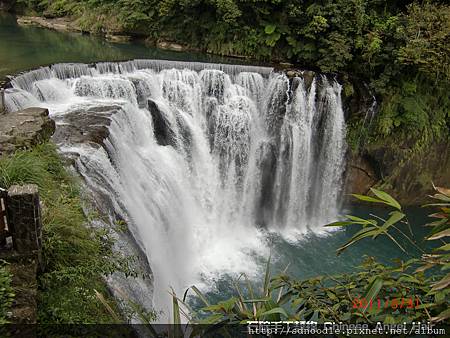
{"left": 105, "top": 34, "right": 132, "bottom": 43}
{"left": 156, "top": 40, "right": 188, "bottom": 52}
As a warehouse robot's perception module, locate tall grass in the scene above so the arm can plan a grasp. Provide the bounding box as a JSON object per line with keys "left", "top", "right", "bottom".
{"left": 0, "top": 260, "right": 14, "bottom": 324}
{"left": 0, "top": 143, "right": 123, "bottom": 323}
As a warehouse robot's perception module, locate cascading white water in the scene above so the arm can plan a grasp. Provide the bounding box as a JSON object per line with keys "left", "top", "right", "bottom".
{"left": 4, "top": 60, "right": 347, "bottom": 319}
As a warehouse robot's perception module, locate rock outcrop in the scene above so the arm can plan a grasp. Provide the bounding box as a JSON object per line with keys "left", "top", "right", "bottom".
{"left": 17, "top": 16, "right": 82, "bottom": 33}
{"left": 52, "top": 105, "right": 120, "bottom": 147}
{"left": 156, "top": 40, "right": 187, "bottom": 52}
{"left": 148, "top": 99, "right": 175, "bottom": 147}
{"left": 0, "top": 107, "right": 55, "bottom": 155}
{"left": 105, "top": 34, "right": 132, "bottom": 43}
{"left": 345, "top": 154, "right": 379, "bottom": 196}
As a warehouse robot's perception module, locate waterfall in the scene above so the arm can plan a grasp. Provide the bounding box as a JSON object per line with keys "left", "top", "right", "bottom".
{"left": 4, "top": 60, "right": 347, "bottom": 319}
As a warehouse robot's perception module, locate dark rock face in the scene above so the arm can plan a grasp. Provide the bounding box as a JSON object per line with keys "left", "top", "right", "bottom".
{"left": 338, "top": 74, "right": 449, "bottom": 205}
{"left": 0, "top": 107, "right": 55, "bottom": 155}
{"left": 264, "top": 77, "right": 289, "bottom": 140}
{"left": 256, "top": 141, "right": 278, "bottom": 226}
{"left": 129, "top": 78, "right": 153, "bottom": 107}
{"left": 345, "top": 154, "right": 379, "bottom": 196}
{"left": 148, "top": 99, "right": 175, "bottom": 147}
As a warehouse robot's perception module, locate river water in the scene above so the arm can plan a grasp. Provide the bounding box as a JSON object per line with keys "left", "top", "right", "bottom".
{"left": 0, "top": 12, "right": 252, "bottom": 80}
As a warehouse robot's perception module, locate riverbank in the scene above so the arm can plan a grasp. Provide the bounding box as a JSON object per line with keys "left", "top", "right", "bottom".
{"left": 13, "top": 15, "right": 282, "bottom": 60}
{"left": 0, "top": 104, "right": 126, "bottom": 323}
{"left": 13, "top": 13, "right": 248, "bottom": 56}
{"left": 17, "top": 15, "right": 81, "bottom": 33}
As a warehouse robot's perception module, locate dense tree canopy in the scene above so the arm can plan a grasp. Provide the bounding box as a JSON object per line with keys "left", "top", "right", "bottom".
{"left": 16, "top": 1, "right": 449, "bottom": 82}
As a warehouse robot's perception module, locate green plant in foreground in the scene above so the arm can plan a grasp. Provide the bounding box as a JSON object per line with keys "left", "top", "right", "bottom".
{"left": 0, "top": 143, "right": 128, "bottom": 323}
{"left": 327, "top": 187, "right": 411, "bottom": 255}
{"left": 163, "top": 185, "right": 449, "bottom": 335}
{"left": 327, "top": 185, "right": 450, "bottom": 323}
{"left": 0, "top": 260, "right": 14, "bottom": 324}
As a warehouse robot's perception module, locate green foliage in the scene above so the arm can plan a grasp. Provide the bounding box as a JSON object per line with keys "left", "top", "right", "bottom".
{"left": 15, "top": 1, "right": 449, "bottom": 77}
{"left": 421, "top": 186, "right": 450, "bottom": 323}
{"left": 372, "top": 75, "right": 449, "bottom": 142}
{"left": 398, "top": 2, "right": 450, "bottom": 82}
{"left": 270, "top": 257, "right": 439, "bottom": 324}
{"left": 327, "top": 189, "right": 409, "bottom": 254}
{"left": 0, "top": 143, "right": 129, "bottom": 323}
{"left": 0, "top": 143, "right": 64, "bottom": 196}
{"left": 169, "top": 257, "right": 294, "bottom": 328}
{"left": 0, "top": 260, "right": 14, "bottom": 324}
{"left": 328, "top": 185, "right": 450, "bottom": 323}
{"left": 167, "top": 186, "right": 449, "bottom": 334}
{"left": 171, "top": 256, "right": 444, "bottom": 333}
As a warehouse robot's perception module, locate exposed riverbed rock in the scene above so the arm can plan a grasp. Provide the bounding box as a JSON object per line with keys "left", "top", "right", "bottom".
{"left": 52, "top": 105, "right": 121, "bottom": 147}
{"left": 0, "top": 107, "right": 55, "bottom": 155}
{"left": 105, "top": 34, "right": 132, "bottom": 43}
{"left": 285, "top": 69, "right": 302, "bottom": 78}
{"left": 345, "top": 154, "right": 379, "bottom": 196}
{"left": 156, "top": 40, "right": 188, "bottom": 52}
{"left": 284, "top": 69, "right": 315, "bottom": 91}
{"left": 17, "top": 16, "right": 82, "bottom": 33}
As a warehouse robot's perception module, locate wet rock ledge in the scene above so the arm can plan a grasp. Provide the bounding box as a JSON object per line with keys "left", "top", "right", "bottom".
{"left": 0, "top": 107, "right": 55, "bottom": 156}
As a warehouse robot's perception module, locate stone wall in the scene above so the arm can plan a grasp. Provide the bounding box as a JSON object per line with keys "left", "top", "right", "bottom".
{"left": 7, "top": 184, "right": 42, "bottom": 253}
{"left": 0, "top": 184, "right": 43, "bottom": 324}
